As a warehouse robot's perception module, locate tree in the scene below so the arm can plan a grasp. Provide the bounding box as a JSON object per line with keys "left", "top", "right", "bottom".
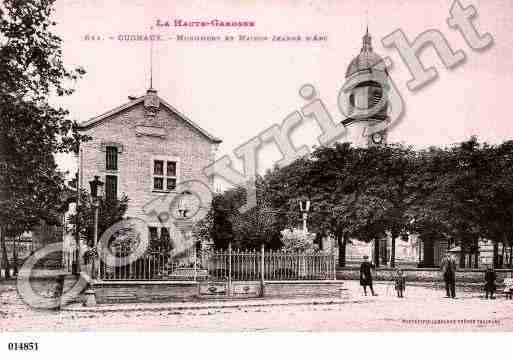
{"left": 229, "top": 178, "right": 281, "bottom": 250}
{"left": 204, "top": 177, "right": 282, "bottom": 250}
{"left": 357, "top": 144, "right": 417, "bottom": 268}
{"left": 210, "top": 191, "right": 236, "bottom": 249}
{"left": 475, "top": 140, "right": 513, "bottom": 268}
{"left": 304, "top": 144, "right": 375, "bottom": 267}
{"left": 265, "top": 143, "right": 384, "bottom": 266}
{"left": 416, "top": 138, "right": 488, "bottom": 267}
{"left": 68, "top": 191, "right": 129, "bottom": 247}
{"left": 408, "top": 146, "right": 455, "bottom": 266}
{"left": 0, "top": 0, "right": 87, "bottom": 278}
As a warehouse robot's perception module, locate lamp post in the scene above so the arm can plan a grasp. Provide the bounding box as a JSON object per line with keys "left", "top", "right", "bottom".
{"left": 68, "top": 172, "right": 81, "bottom": 276}
{"left": 83, "top": 175, "right": 103, "bottom": 307}
{"left": 89, "top": 175, "right": 104, "bottom": 279}
{"left": 299, "top": 199, "right": 311, "bottom": 233}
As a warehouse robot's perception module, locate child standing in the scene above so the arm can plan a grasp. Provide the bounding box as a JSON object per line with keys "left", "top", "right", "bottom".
{"left": 484, "top": 265, "right": 497, "bottom": 299}
{"left": 503, "top": 272, "right": 513, "bottom": 300}
{"left": 394, "top": 268, "right": 406, "bottom": 298}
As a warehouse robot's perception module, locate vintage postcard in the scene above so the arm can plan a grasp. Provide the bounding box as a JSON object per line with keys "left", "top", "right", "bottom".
{"left": 1, "top": 0, "right": 513, "bottom": 354}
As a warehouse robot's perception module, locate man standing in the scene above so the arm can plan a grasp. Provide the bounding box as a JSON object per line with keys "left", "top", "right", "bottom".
{"left": 360, "top": 255, "right": 377, "bottom": 296}
{"left": 440, "top": 253, "right": 457, "bottom": 298}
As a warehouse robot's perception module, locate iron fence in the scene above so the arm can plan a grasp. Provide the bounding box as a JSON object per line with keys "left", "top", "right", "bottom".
{"left": 90, "top": 244, "right": 335, "bottom": 282}
{"left": 99, "top": 246, "right": 198, "bottom": 281}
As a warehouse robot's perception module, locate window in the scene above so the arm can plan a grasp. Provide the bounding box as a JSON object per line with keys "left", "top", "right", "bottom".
{"left": 106, "top": 146, "right": 118, "bottom": 171}
{"left": 153, "top": 159, "right": 177, "bottom": 191}
{"left": 160, "top": 227, "right": 170, "bottom": 242}
{"left": 348, "top": 93, "right": 355, "bottom": 115}
{"left": 105, "top": 175, "right": 117, "bottom": 201}
{"left": 149, "top": 227, "right": 158, "bottom": 242}
{"left": 148, "top": 227, "right": 173, "bottom": 252}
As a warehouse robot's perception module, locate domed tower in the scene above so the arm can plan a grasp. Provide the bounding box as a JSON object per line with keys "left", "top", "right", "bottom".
{"left": 342, "top": 28, "right": 389, "bottom": 148}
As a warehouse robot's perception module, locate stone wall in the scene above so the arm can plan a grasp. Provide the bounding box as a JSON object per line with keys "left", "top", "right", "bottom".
{"left": 264, "top": 280, "right": 347, "bottom": 299}
{"left": 92, "top": 280, "right": 347, "bottom": 303}
{"left": 94, "top": 281, "right": 199, "bottom": 304}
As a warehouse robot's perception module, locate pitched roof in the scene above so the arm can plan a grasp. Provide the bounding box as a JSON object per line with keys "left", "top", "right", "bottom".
{"left": 78, "top": 93, "right": 222, "bottom": 143}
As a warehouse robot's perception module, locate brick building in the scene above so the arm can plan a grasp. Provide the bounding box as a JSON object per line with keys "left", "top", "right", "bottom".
{"left": 75, "top": 88, "right": 221, "bottom": 246}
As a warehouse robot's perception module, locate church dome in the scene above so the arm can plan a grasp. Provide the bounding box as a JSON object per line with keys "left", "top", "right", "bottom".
{"left": 345, "top": 28, "right": 387, "bottom": 78}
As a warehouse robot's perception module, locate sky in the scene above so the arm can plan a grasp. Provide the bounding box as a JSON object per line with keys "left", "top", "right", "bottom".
{"left": 52, "top": 0, "right": 513, "bottom": 182}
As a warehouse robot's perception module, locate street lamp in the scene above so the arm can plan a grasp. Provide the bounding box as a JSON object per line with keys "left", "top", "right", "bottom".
{"left": 88, "top": 175, "right": 104, "bottom": 278}
{"left": 83, "top": 175, "right": 103, "bottom": 307}
{"left": 299, "top": 199, "right": 311, "bottom": 233}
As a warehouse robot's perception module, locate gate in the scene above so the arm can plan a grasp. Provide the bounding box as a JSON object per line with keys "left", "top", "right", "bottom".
{"left": 198, "top": 243, "right": 263, "bottom": 298}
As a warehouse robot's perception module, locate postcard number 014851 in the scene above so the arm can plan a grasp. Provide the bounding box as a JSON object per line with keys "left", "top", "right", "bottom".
{"left": 8, "top": 342, "right": 39, "bottom": 351}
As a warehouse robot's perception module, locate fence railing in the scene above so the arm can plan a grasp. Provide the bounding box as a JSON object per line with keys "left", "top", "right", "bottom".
{"left": 62, "top": 246, "right": 77, "bottom": 273}
{"left": 99, "top": 246, "right": 198, "bottom": 281}
{"left": 92, "top": 244, "right": 336, "bottom": 282}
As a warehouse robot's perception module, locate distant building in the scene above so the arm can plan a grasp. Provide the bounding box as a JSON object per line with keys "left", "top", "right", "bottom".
{"left": 339, "top": 30, "right": 508, "bottom": 269}
{"left": 339, "top": 28, "right": 417, "bottom": 266}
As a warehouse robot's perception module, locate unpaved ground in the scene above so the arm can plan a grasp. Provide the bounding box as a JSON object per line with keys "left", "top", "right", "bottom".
{"left": 1, "top": 280, "right": 511, "bottom": 331}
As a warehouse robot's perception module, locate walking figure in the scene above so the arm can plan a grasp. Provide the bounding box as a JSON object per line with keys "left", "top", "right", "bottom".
{"left": 484, "top": 265, "right": 496, "bottom": 299}
{"left": 503, "top": 272, "right": 513, "bottom": 300}
{"left": 440, "top": 253, "right": 457, "bottom": 298}
{"left": 394, "top": 268, "right": 406, "bottom": 298}
{"left": 360, "top": 255, "right": 377, "bottom": 296}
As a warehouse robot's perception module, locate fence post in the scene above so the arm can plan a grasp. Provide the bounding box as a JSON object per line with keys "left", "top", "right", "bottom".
{"left": 193, "top": 242, "right": 197, "bottom": 282}
{"left": 332, "top": 241, "right": 336, "bottom": 280}
{"left": 228, "top": 241, "right": 232, "bottom": 295}
{"left": 260, "top": 243, "right": 265, "bottom": 297}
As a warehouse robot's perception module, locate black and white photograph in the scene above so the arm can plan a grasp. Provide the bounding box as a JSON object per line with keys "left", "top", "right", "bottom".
{"left": 1, "top": 0, "right": 512, "bottom": 357}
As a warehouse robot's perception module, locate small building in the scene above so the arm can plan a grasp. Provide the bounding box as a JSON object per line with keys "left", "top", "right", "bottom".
{"left": 73, "top": 87, "right": 221, "bottom": 249}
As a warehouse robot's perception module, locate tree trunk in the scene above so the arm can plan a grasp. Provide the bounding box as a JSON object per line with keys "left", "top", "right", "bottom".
{"left": 501, "top": 242, "right": 506, "bottom": 269}
{"left": 337, "top": 235, "right": 346, "bottom": 268}
{"left": 12, "top": 235, "right": 18, "bottom": 276}
{"left": 390, "top": 235, "right": 396, "bottom": 268}
{"left": 493, "top": 241, "right": 499, "bottom": 269}
{"left": 509, "top": 242, "right": 513, "bottom": 268}
{"left": 0, "top": 226, "right": 11, "bottom": 280}
{"left": 374, "top": 238, "right": 380, "bottom": 268}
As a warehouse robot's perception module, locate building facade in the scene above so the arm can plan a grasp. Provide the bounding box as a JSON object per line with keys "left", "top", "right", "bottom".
{"left": 76, "top": 88, "right": 221, "bottom": 246}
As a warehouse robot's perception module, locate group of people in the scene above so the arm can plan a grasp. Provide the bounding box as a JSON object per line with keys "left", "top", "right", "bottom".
{"left": 359, "top": 253, "right": 513, "bottom": 299}
{"left": 359, "top": 255, "right": 405, "bottom": 298}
